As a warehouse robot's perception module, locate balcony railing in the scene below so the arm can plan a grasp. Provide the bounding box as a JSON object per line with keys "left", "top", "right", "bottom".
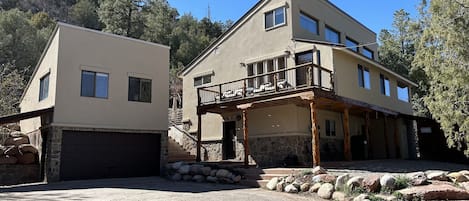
{"left": 197, "top": 62, "right": 334, "bottom": 106}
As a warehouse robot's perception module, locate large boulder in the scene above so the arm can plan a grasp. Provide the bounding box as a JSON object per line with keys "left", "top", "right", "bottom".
{"left": 17, "top": 153, "right": 36, "bottom": 164}
{"left": 362, "top": 175, "right": 381, "bottom": 193}
{"left": 317, "top": 183, "right": 334, "bottom": 199}
{"left": 335, "top": 174, "right": 350, "bottom": 191}
{"left": 276, "top": 180, "right": 285, "bottom": 192}
{"left": 300, "top": 183, "right": 310, "bottom": 192}
{"left": 215, "top": 169, "right": 230, "bottom": 178}
{"left": 18, "top": 144, "right": 38, "bottom": 154}
{"left": 406, "top": 171, "right": 428, "bottom": 186}
{"left": 4, "top": 146, "right": 20, "bottom": 156}
{"left": 210, "top": 169, "right": 217, "bottom": 177}
{"left": 398, "top": 182, "right": 469, "bottom": 200}
{"left": 309, "top": 183, "right": 322, "bottom": 193}
{"left": 380, "top": 174, "right": 396, "bottom": 190}
{"left": 347, "top": 176, "right": 364, "bottom": 190}
{"left": 178, "top": 165, "right": 190, "bottom": 174}
{"left": 425, "top": 171, "right": 448, "bottom": 181}
{"left": 312, "top": 166, "right": 327, "bottom": 175}
{"left": 266, "top": 177, "right": 279, "bottom": 190}
{"left": 448, "top": 172, "right": 468, "bottom": 182}
{"left": 332, "top": 191, "right": 347, "bottom": 201}
{"left": 201, "top": 166, "right": 212, "bottom": 176}
{"left": 190, "top": 164, "right": 204, "bottom": 174}
{"left": 285, "top": 175, "right": 295, "bottom": 183}
{"left": 312, "top": 174, "right": 337, "bottom": 184}
{"left": 284, "top": 184, "right": 298, "bottom": 193}
{"left": 0, "top": 155, "right": 17, "bottom": 164}
{"left": 5, "top": 136, "right": 29, "bottom": 146}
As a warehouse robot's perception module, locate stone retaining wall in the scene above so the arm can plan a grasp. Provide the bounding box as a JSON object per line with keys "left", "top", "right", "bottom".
{"left": 0, "top": 164, "right": 40, "bottom": 186}
{"left": 249, "top": 135, "right": 312, "bottom": 167}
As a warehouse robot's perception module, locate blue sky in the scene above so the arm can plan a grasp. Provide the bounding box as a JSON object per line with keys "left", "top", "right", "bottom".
{"left": 167, "top": 0, "right": 421, "bottom": 34}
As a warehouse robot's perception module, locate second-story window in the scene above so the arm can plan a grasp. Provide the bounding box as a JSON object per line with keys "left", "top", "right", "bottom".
{"left": 39, "top": 73, "right": 50, "bottom": 101}
{"left": 300, "top": 12, "right": 318, "bottom": 34}
{"left": 265, "top": 7, "right": 285, "bottom": 30}
{"left": 194, "top": 74, "right": 212, "bottom": 87}
{"left": 397, "top": 82, "right": 410, "bottom": 102}
{"left": 81, "top": 70, "right": 109, "bottom": 99}
{"left": 380, "top": 74, "right": 390, "bottom": 96}
{"left": 346, "top": 37, "right": 359, "bottom": 52}
{"left": 358, "top": 65, "right": 370, "bottom": 89}
{"left": 325, "top": 26, "right": 340, "bottom": 44}
{"left": 129, "top": 77, "right": 152, "bottom": 103}
{"left": 362, "top": 47, "right": 374, "bottom": 59}
{"left": 247, "top": 57, "right": 287, "bottom": 88}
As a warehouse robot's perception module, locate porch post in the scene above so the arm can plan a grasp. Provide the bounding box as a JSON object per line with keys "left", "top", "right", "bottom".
{"left": 393, "top": 117, "right": 401, "bottom": 158}
{"left": 242, "top": 109, "right": 250, "bottom": 166}
{"left": 310, "top": 101, "right": 320, "bottom": 167}
{"left": 365, "top": 112, "right": 371, "bottom": 159}
{"left": 196, "top": 113, "right": 202, "bottom": 162}
{"left": 343, "top": 108, "right": 352, "bottom": 161}
{"left": 383, "top": 114, "right": 390, "bottom": 158}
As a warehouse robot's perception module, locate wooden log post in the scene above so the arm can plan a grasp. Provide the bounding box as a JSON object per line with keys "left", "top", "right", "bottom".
{"left": 383, "top": 114, "right": 390, "bottom": 159}
{"left": 310, "top": 101, "right": 320, "bottom": 167}
{"left": 242, "top": 109, "right": 250, "bottom": 166}
{"left": 365, "top": 112, "right": 371, "bottom": 159}
{"left": 393, "top": 117, "right": 401, "bottom": 158}
{"left": 343, "top": 108, "right": 352, "bottom": 161}
{"left": 196, "top": 113, "right": 202, "bottom": 162}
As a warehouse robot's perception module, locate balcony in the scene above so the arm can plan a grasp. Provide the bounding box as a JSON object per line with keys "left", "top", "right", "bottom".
{"left": 197, "top": 62, "right": 334, "bottom": 107}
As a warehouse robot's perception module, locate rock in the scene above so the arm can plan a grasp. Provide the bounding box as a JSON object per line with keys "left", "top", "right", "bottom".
{"left": 406, "top": 172, "right": 428, "bottom": 186}
{"left": 309, "top": 183, "right": 322, "bottom": 193}
{"left": 353, "top": 194, "right": 369, "bottom": 201}
{"left": 206, "top": 176, "right": 217, "bottom": 183}
{"left": 332, "top": 191, "right": 347, "bottom": 201}
{"left": 347, "top": 176, "right": 364, "bottom": 190}
{"left": 448, "top": 172, "right": 469, "bottom": 182}
{"left": 335, "top": 174, "right": 350, "bottom": 191}
{"left": 426, "top": 170, "right": 448, "bottom": 181}
{"left": 178, "top": 165, "right": 190, "bottom": 174}
{"left": 210, "top": 169, "right": 217, "bottom": 177}
{"left": 18, "top": 144, "right": 38, "bottom": 154}
{"left": 459, "top": 170, "right": 469, "bottom": 177}
{"left": 17, "top": 153, "right": 36, "bottom": 164}
{"left": 284, "top": 184, "right": 298, "bottom": 193}
{"left": 313, "top": 174, "right": 337, "bottom": 184}
{"left": 460, "top": 182, "right": 469, "bottom": 191}
{"left": 312, "top": 166, "right": 327, "bottom": 175}
{"left": 182, "top": 174, "right": 192, "bottom": 181}
{"left": 5, "top": 136, "right": 29, "bottom": 146}
{"left": 362, "top": 175, "right": 381, "bottom": 193}
{"left": 285, "top": 175, "right": 295, "bottom": 183}
{"left": 276, "top": 181, "right": 285, "bottom": 192}
{"left": 4, "top": 146, "right": 20, "bottom": 156}
{"left": 221, "top": 177, "right": 234, "bottom": 184}
{"left": 192, "top": 175, "right": 205, "bottom": 183}
{"left": 266, "top": 177, "right": 279, "bottom": 190}
{"left": 380, "top": 174, "right": 396, "bottom": 190}
{"left": 398, "top": 182, "right": 469, "bottom": 200}
{"left": 232, "top": 175, "right": 241, "bottom": 183}
{"left": 171, "top": 173, "right": 182, "bottom": 181}
{"left": 374, "top": 194, "right": 397, "bottom": 201}
{"left": 190, "top": 164, "right": 204, "bottom": 174}
{"left": 201, "top": 166, "right": 212, "bottom": 176}
{"left": 292, "top": 179, "right": 303, "bottom": 189}
{"left": 300, "top": 183, "right": 310, "bottom": 192}
{"left": 318, "top": 183, "right": 334, "bottom": 199}
{"left": 172, "top": 161, "right": 184, "bottom": 170}
{"left": 216, "top": 169, "right": 230, "bottom": 178}
{"left": 0, "top": 155, "right": 17, "bottom": 164}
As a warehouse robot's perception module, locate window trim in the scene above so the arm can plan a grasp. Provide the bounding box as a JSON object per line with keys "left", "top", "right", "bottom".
{"left": 325, "top": 25, "right": 340, "bottom": 44}
{"left": 39, "top": 73, "right": 50, "bottom": 101}
{"left": 128, "top": 76, "right": 152, "bottom": 103}
{"left": 80, "top": 70, "right": 109, "bottom": 99}
{"left": 264, "top": 6, "right": 286, "bottom": 30}
{"left": 299, "top": 11, "right": 319, "bottom": 35}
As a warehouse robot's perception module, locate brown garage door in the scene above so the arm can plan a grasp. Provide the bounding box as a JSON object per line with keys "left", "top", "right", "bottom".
{"left": 60, "top": 131, "right": 160, "bottom": 181}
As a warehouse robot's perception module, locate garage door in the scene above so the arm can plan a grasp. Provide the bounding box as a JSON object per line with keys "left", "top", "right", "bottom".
{"left": 60, "top": 131, "right": 160, "bottom": 181}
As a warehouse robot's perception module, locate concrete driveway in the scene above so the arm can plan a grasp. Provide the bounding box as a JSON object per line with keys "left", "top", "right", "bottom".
{"left": 0, "top": 177, "right": 324, "bottom": 201}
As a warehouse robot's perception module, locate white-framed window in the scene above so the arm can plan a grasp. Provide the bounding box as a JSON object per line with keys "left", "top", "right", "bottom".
{"left": 81, "top": 70, "right": 109, "bottom": 99}
{"left": 194, "top": 74, "right": 212, "bottom": 87}
{"left": 325, "top": 120, "right": 336, "bottom": 136}
{"left": 397, "top": 82, "right": 410, "bottom": 102}
{"left": 128, "top": 77, "right": 152, "bottom": 103}
{"left": 380, "top": 74, "right": 390, "bottom": 96}
{"left": 358, "top": 65, "right": 370, "bottom": 89}
{"left": 363, "top": 47, "right": 374, "bottom": 59}
{"left": 265, "top": 7, "right": 286, "bottom": 30}
{"left": 346, "top": 37, "right": 359, "bottom": 52}
{"left": 246, "top": 57, "right": 287, "bottom": 88}
{"left": 325, "top": 25, "right": 340, "bottom": 43}
{"left": 300, "top": 12, "right": 318, "bottom": 34}
{"left": 39, "top": 73, "right": 50, "bottom": 101}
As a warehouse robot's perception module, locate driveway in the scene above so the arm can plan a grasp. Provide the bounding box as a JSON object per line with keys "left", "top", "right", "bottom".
{"left": 0, "top": 177, "right": 324, "bottom": 201}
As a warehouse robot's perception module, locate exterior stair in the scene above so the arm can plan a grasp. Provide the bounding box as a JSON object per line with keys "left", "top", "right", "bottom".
{"left": 167, "top": 136, "right": 196, "bottom": 162}
{"left": 237, "top": 167, "right": 303, "bottom": 188}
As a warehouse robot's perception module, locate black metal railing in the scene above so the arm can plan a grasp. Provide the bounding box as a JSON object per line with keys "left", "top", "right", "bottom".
{"left": 197, "top": 62, "right": 334, "bottom": 105}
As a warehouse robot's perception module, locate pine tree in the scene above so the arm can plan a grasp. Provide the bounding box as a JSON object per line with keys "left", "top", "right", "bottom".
{"left": 98, "top": 0, "right": 144, "bottom": 38}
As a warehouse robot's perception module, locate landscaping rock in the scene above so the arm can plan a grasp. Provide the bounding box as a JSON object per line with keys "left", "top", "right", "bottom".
{"left": 374, "top": 194, "right": 397, "bottom": 201}
{"left": 266, "top": 177, "right": 279, "bottom": 190}
{"left": 16, "top": 153, "right": 36, "bottom": 164}
{"left": 318, "top": 183, "right": 334, "bottom": 199}
{"left": 398, "top": 182, "right": 469, "bottom": 200}
{"left": 210, "top": 169, "right": 217, "bottom": 177}
{"left": 171, "top": 173, "right": 182, "bottom": 181}
{"left": 285, "top": 175, "right": 295, "bottom": 183}
{"left": 406, "top": 171, "right": 428, "bottom": 186}
{"left": 215, "top": 169, "right": 230, "bottom": 178}
{"left": 292, "top": 179, "right": 302, "bottom": 189}
{"left": 425, "top": 170, "right": 448, "bottom": 181}
{"left": 172, "top": 161, "right": 184, "bottom": 170}
{"left": 5, "top": 136, "right": 29, "bottom": 146}
{"left": 0, "top": 155, "right": 17, "bottom": 164}
{"left": 178, "top": 165, "right": 190, "bottom": 174}
{"left": 332, "top": 191, "right": 347, "bottom": 201}
{"left": 232, "top": 175, "right": 241, "bottom": 183}
{"left": 309, "top": 183, "right": 322, "bottom": 193}
{"left": 380, "top": 174, "right": 396, "bottom": 190}
{"left": 18, "top": 144, "right": 38, "bottom": 154}
{"left": 335, "top": 174, "right": 350, "bottom": 191}
{"left": 201, "top": 166, "right": 211, "bottom": 176}
{"left": 182, "top": 174, "right": 192, "bottom": 181}
{"left": 346, "top": 176, "right": 364, "bottom": 190}
{"left": 353, "top": 194, "right": 368, "bottom": 201}
{"left": 362, "top": 175, "right": 381, "bottom": 193}
{"left": 4, "top": 146, "right": 20, "bottom": 156}
{"left": 284, "top": 184, "right": 298, "bottom": 193}
{"left": 460, "top": 182, "right": 469, "bottom": 191}
{"left": 192, "top": 175, "right": 205, "bottom": 183}
{"left": 190, "top": 164, "right": 204, "bottom": 174}
{"left": 448, "top": 172, "right": 468, "bottom": 182}
{"left": 300, "top": 182, "right": 310, "bottom": 192}
{"left": 312, "top": 166, "right": 327, "bottom": 175}
{"left": 276, "top": 181, "right": 285, "bottom": 192}
{"left": 313, "top": 174, "right": 337, "bottom": 184}
{"left": 206, "top": 176, "right": 217, "bottom": 183}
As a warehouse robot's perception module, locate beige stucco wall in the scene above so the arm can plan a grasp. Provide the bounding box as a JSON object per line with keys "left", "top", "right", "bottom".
{"left": 291, "top": 0, "right": 378, "bottom": 57}
{"left": 333, "top": 50, "right": 413, "bottom": 115}
{"left": 20, "top": 29, "right": 60, "bottom": 132}
{"left": 52, "top": 24, "right": 169, "bottom": 131}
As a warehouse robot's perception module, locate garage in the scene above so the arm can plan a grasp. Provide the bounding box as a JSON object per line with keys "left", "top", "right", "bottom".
{"left": 60, "top": 131, "right": 161, "bottom": 181}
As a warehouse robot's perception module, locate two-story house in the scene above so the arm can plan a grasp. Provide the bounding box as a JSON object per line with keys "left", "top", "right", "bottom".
{"left": 179, "top": 0, "right": 417, "bottom": 167}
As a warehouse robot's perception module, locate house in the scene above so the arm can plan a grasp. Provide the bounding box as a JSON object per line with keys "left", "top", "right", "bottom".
{"left": 179, "top": 0, "right": 418, "bottom": 167}
{"left": 19, "top": 22, "right": 169, "bottom": 181}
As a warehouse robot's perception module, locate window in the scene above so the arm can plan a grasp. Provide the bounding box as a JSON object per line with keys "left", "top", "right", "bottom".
{"left": 325, "top": 26, "right": 340, "bottom": 43}
{"left": 380, "top": 74, "right": 390, "bottom": 96}
{"left": 81, "top": 71, "right": 108, "bottom": 99}
{"left": 325, "top": 120, "right": 336, "bottom": 136}
{"left": 357, "top": 65, "right": 370, "bottom": 89}
{"left": 346, "top": 37, "right": 359, "bottom": 52}
{"left": 39, "top": 73, "right": 50, "bottom": 101}
{"left": 246, "top": 57, "right": 287, "bottom": 88}
{"left": 128, "top": 77, "right": 152, "bottom": 103}
{"left": 300, "top": 12, "right": 318, "bottom": 34}
{"left": 363, "top": 47, "right": 374, "bottom": 59}
{"left": 265, "top": 7, "right": 285, "bottom": 29}
{"left": 397, "top": 82, "right": 409, "bottom": 102}
{"left": 194, "top": 74, "right": 212, "bottom": 86}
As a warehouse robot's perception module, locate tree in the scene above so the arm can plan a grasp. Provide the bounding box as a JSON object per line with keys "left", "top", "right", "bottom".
{"left": 98, "top": 0, "right": 144, "bottom": 38}
{"left": 413, "top": 0, "right": 469, "bottom": 155}
{"left": 141, "top": 0, "right": 177, "bottom": 45}
{"left": 0, "top": 63, "right": 25, "bottom": 116}
{"left": 70, "top": 0, "right": 100, "bottom": 29}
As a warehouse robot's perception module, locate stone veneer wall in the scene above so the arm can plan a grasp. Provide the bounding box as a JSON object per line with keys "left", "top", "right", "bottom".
{"left": 249, "top": 135, "right": 312, "bottom": 167}
{"left": 44, "top": 126, "right": 168, "bottom": 182}
{"left": 0, "top": 165, "right": 40, "bottom": 185}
